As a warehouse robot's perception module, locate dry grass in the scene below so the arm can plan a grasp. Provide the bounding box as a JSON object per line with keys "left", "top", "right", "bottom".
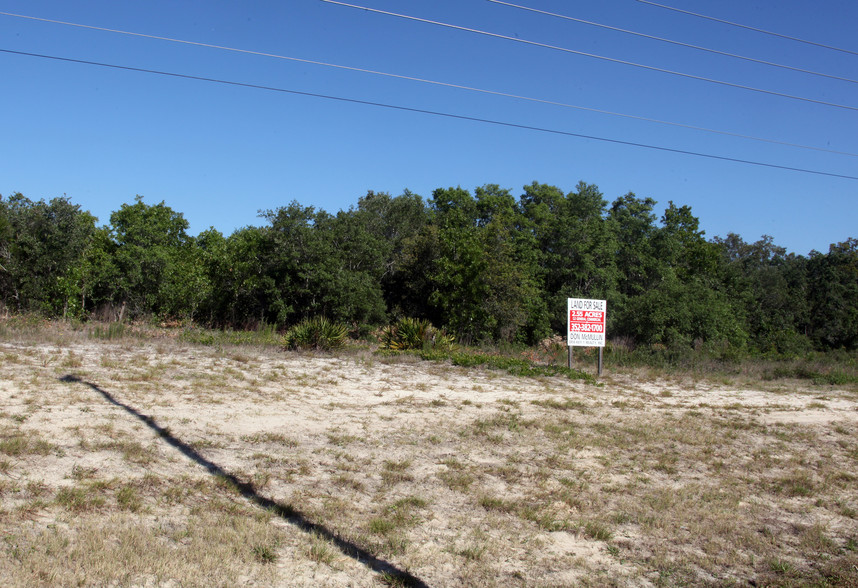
{"left": 0, "top": 321, "right": 857, "bottom": 586}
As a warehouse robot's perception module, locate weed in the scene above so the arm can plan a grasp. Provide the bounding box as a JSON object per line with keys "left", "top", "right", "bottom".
{"left": 0, "top": 432, "right": 55, "bottom": 456}
{"left": 55, "top": 486, "right": 105, "bottom": 512}
{"left": 457, "top": 543, "right": 487, "bottom": 561}
{"left": 251, "top": 543, "right": 279, "bottom": 564}
{"left": 303, "top": 532, "right": 336, "bottom": 565}
{"left": 381, "top": 459, "right": 414, "bottom": 486}
{"left": 369, "top": 517, "right": 397, "bottom": 535}
{"left": 531, "top": 398, "right": 589, "bottom": 412}
{"left": 327, "top": 432, "right": 358, "bottom": 446}
{"left": 769, "top": 559, "right": 794, "bottom": 574}
{"left": 583, "top": 520, "right": 613, "bottom": 542}
{"left": 773, "top": 471, "right": 816, "bottom": 497}
{"left": 390, "top": 496, "right": 428, "bottom": 510}
{"left": 116, "top": 485, "right": 142, "bottom": 512}
{"left": 478, "top": 495, "right": 516, "bottom": 513}
{"left": 439, "top": 469, "right": 475, "bottom": 492}
{"left": 333, "top": 473, "right": 365, "bottom": 491}
{"left": 89, "top": 322, "right": 127, "bottom": 340}
{"left": 241, "top": 432, "right": 298, "bottom": 446}
{"left": 70, "top": 464, "right": 98, "bottom": 480}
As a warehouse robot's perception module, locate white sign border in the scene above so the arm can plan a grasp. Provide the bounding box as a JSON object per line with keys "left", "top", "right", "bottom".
{"left": 567, "top": 298, "right": 607, "bottom": 348}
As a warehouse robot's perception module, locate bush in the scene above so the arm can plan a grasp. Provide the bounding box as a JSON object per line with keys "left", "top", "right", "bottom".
{"left": 380, "top": 318, "right": 454, "bottom": 351}
{"left": 284, "top": 317, "right": 348, "bottom": 351}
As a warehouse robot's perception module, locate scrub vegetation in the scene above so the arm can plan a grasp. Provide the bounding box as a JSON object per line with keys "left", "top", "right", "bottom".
{"left": 2, "top": 184, "right": 856, "bottom": 355}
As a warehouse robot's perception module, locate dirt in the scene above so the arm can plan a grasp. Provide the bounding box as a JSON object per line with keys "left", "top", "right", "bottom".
{"left": 1, "top": 335, "right": 857, "bottom": 587}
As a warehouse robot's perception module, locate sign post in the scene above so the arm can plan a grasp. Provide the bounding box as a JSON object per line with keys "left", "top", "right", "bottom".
{"left": 567, "top": 298, "right": 607, "bottom": 376}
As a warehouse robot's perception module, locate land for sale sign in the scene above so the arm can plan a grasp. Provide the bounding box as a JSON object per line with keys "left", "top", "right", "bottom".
{"left": 567, "top": 298, "right": 606, "bottom": 347}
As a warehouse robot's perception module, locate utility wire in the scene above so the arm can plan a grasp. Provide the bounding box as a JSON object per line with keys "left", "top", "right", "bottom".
{"left": 320, "top": 0, "right": 858, "bottom": 112}
{"left": 2, "top": 10, "right": 852, "bottom": 157}
{"left": 2, "top": 48, "right": 856, "bottom": 182}
{"left": 636, "top": 0, "right": 858, "bottom": 57}
{"left": 488, "top": 0, "right": 858, "bottom": 85}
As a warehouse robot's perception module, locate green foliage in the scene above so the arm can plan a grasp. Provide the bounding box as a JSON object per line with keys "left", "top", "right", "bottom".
{"left": 106, "top": 195, "right": 196, "bottom": 319}
{"left": 0, "top": 193, "right": 96, "bottom": 317}
{"left": 2, "top": 185, "right": 856, "bottom": 357}
{"left": 380, "top": 317, "right": 453, "bottom": 351}
{"left": 284, "top": 317, "right": 348, "bottom": 351}
{"left": 807, "top": 238, "right": 858, "bottom": 349}
{"left": 521, "top": 181, "right": 617, "bottom": 337}
{"left": 714, "top": 233, "right": 811, "bottom": 355}
{"left": 430, "top": 185, "right": 543, "bottom": 344}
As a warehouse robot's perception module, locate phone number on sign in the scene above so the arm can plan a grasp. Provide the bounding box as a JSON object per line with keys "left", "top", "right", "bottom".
{"left": 569, "top": 323, "right": 604, "bottom": 333}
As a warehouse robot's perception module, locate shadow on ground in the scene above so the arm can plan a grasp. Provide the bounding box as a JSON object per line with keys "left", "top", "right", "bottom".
{"left": 60, "top": 374, "right": 428, "bottom": 588}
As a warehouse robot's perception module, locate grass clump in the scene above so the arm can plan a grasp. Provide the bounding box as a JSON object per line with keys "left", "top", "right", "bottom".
{"left": 378, "top": 347, "right": 594, "bottom": 381}
{"left": 284, "top": 317, "right": 348, "bottom": 351}
{"left": 55, "top": 486, "right": 105, "bottom": 512}
{"left": 0, "top": 431, "right": 56, "bottom": 457}
{"left": 180, "top": 323, "right": 281, "bottom": 347}
{"left": 88, "top": 322, "right": 127, "bottom": 340}
{"left": 582, "top": 520, "right": 613, "bottom": 542}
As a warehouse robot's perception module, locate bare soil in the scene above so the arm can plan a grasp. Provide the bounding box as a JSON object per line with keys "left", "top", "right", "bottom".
{"left": 1, "top": 332, "right": 857, "bottom": 586}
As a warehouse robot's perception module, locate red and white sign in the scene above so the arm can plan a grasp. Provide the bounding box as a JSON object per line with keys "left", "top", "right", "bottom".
{"left": 567, "top": 298, "right": 606, "bottom": 347}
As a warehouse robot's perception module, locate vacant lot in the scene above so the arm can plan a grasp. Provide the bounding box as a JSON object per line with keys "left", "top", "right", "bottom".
{"left": 1, "top": 328, "right": 857, "bottom": 586}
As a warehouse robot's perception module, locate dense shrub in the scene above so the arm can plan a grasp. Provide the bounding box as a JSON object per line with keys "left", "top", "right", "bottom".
{"left": 380, "top": 318, "right": 454, "bottom": 351}
{"left": 284, "top": 317, "right": 348, "bottom": 351}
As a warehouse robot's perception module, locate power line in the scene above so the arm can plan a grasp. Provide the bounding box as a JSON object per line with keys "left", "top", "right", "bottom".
{"left": 2, "top": 10, "right": 852, "bottom": 157}
{"left": 636, "top": 0, "right": 858, "bottom": 57}
{"left": 3, "top": 48, "right": 856, "bottom": 182}
{"left": 319, "top": 1, "right": 858, "bottom": 112}
{"left": 488, "top": 0, "right": 858, "bottom": 85}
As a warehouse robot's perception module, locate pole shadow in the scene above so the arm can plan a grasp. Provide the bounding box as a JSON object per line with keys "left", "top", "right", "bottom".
{"left": 59, "top": 374, "right": 428, "bottom": 588}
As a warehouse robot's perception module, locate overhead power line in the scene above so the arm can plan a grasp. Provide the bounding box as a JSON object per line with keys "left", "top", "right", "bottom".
{"left": 488, "top": 0, "right": 858, "bottom": 85}
{"left": 2, "top": 48, "right": 856, "bottom": 182}
{"left": 2, "top": 10, "right": 852, "bottom": 157}
{"left": 636, "top": 0, "right": 858, "bottom": 57}
{"left": 319, "top": 1, "right": 858, "bottom": 112}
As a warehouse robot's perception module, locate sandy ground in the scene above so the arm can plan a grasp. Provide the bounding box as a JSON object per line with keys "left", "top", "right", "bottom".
{"left": 1, "top": 335, "right": 857, "bottom": 586}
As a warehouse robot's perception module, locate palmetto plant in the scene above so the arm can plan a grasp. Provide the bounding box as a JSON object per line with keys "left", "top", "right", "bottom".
{"left": 284, "top": 317, "right": 348, "bottom": 351}
{"left": 380, "top": 318, "right": 454, "bottom": 351}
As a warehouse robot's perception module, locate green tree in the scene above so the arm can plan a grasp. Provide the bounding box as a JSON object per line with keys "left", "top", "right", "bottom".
{"left": 261, "top": 201, "right": 388, "bottom": 326}
{"left": 76, "top": 227, "right": 120, "bottom": 319}
{"left": 519, "top": 181, "right": 617, "bottom": 336}
{"left": 613, "top": 200, "right": 746, "bottom": 348}
{"left": 714, "top": 233, "right": 810, "bottom": 354}
{"left": 221, "top": 225, "right": 281, "bottom": 326}
{"left": 0, "top": 193, "right": 96, "bottom": 316}
{"left": 807, "top": 238, "right": 858, "bottom": 349}
{"left": 108, "top": 196, "right": 194, "bottom": 318}
{"left": 430, "top": 185, "right": 542, "bottom": 343}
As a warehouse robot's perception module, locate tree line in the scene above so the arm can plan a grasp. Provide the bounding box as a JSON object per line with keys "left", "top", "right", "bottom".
{"left": 1, "top": 183, "right": 855, "bottom": 353}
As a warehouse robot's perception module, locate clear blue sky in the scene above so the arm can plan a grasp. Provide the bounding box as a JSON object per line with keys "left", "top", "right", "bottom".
{"left": 1, "top": 0, "right": 855, "bottom": 254}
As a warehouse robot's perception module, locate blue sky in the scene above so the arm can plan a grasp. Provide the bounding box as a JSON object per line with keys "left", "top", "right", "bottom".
{"left": 1, "top": 0, "right": 855, "bottom": 254}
